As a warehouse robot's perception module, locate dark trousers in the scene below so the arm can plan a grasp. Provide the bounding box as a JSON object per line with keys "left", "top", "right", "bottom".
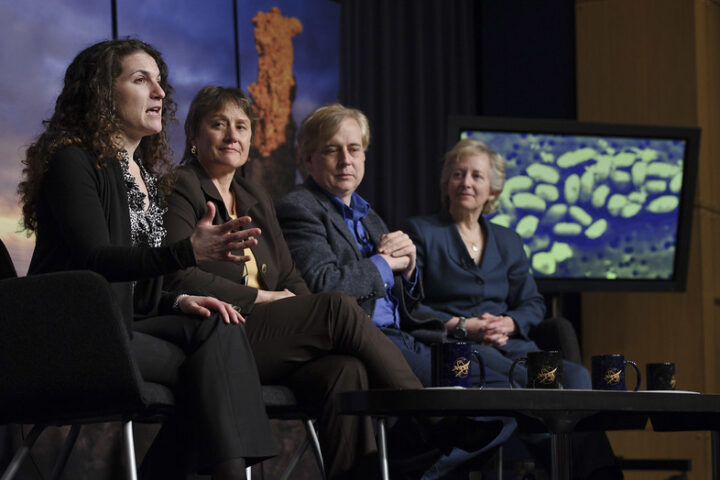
{"left": 131, "top": 313, "right": 277, "bottom": 474}
{"left": 246, "top": 291, "right": 423, "bottom": 479}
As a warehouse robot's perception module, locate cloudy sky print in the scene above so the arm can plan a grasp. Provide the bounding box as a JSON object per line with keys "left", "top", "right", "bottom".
{"left": 0, "top": 0, "right": 339, "bottom": 274}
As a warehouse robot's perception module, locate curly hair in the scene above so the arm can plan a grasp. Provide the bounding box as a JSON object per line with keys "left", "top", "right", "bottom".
{"left": 18, "top": 38, "right": 177, "bottom": 233}
{"left": 440, "top": 138, "right": 506, "bottom": 215}
{"left": 181, "top": 86, "right": 255, "bottom": 164}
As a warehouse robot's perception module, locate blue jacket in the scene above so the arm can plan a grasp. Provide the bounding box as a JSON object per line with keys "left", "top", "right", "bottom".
{"left": 403, "top": 210, "right": 545, "bottom": 341}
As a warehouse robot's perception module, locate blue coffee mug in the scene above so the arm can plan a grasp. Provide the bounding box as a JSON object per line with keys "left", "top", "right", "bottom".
{"left": 646, "top": 362, "right": 676, "bottom": 391}
{"left": 431, "top": 342, "right": 486, "bottom": 388}
{"left": 509, "top": 350, "right": 563, "bottom": 389}
{"left": 591, "top": 354, "right": 641, "bottom": 391}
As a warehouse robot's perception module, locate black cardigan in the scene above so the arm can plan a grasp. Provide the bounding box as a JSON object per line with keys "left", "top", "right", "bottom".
{"left": 28, "top": 145, "right": 196, "bottom": 332}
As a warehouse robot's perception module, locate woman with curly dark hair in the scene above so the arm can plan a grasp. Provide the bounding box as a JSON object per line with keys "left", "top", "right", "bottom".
{"left": 19, "top": 38, "right": 176, "bottom": 233}
{"left": 19, "top": 39, "right": 276, "bottom": 480}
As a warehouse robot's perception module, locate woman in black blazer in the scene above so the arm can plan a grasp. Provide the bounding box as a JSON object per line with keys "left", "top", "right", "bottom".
{"left": 19, "top": 39, "right": 275, "bottom": 479}
{"left": 163, "top": 86, "right": 431, "bottom": 480}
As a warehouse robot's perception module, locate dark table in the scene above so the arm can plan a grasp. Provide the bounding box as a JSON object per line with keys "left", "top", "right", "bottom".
{"left": 339, "top": 388, "right": 720, "bottom": 480}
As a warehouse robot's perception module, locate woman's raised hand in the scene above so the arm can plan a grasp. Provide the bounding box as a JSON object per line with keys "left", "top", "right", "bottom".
{"left": 190, "top": 201, "right": 261, "bottom": 263}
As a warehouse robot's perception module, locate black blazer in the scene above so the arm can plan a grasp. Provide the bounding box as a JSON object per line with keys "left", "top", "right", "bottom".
{"left": 29, "top": 145, "right": 196, "bottom": 331}
{"left": 163, "top": 160, "right": 310, "bottom": 314}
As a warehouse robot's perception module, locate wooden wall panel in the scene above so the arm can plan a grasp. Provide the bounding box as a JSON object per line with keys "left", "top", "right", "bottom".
{"left": 695, "top": 0, "right": 720, "bottom": 396}
{"left": 607, "top": 431, "right": 710, "bottom": 480}
{"left": 575, "top": 0, "right": 697, "bottom": 126}
{"left": 576, "top": 0, "right": 704, "bottom": 381}
{"left": 576, "top": 0, "right": 719, "bottom": 478}
{"left": 699, "top": 207, "right": 720, "bottom": 394}
{"left": 694, "top": 0, "right": 720, "bottom": 211}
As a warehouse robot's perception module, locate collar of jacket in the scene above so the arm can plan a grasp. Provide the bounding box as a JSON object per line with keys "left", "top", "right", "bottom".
{"left": 187, "top": 159, "right": 259, "bottom": 219}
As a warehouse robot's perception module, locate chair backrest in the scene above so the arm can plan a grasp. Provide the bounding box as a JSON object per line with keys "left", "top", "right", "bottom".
{"left": 0, "top": 239, "right": 17, "bottom": 280}
{"left": 0, "top": 270, "right": 148, "bottom": 425}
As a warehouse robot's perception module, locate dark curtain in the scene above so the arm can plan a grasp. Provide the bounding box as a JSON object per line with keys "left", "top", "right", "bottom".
{"left": 479, "top": 0, "right": 576, "bottom": 119}
{"left": 339, "top": 0, "right": 479, "bottom": 229}
{"left": 338, "top": 0, "right": 576, "bottom": 229}
{"left": 339, "top": 0, "right": 580, "bottom": 326}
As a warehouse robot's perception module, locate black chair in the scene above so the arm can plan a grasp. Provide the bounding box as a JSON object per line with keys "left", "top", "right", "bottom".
{"left": 0, "top": 240, "right": 16, "bottom": 280}
{"left": 0, "top": 268, "right": 175, "bottom": 480}
{"left": 531, "top": 316, "right": 582, "bottom": 365}
{"left": 0, "top": 238, "right": 175, "bottom": 480}
{"left": 0, "top": 240, "right": 325, "bottom": 480}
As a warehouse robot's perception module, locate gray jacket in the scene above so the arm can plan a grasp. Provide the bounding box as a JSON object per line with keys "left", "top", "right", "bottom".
{"left": 276, "top": 180, "right": 446, "bottom": 342}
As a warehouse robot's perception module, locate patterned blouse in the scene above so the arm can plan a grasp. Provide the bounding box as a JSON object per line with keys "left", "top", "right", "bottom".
{"left": 118, "top": 150, "right": 166, "bottom": 248}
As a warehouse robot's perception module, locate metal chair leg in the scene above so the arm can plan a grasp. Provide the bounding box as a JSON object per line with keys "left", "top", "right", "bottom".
{"left": 277, "top": 419, "right": 325, "bottom": 480}
{"left": 496, "top": 445, "right": 503, "bottom": 480}
{"left": 0, "top": 424, "right": 46, "bottom": 480}
{"left": 304, "top": 419, "right": 325, "bottom": 479}
{"left": 713, "top": 431, "right": 719, "bottom": 480}
{"left": 121, "top": 421, "right": 138, "bottom": 480}
{"left": 50, "top": 424, "right": 81, "bottom": 480}
{"left": 378, "top": 418, "right": 389, "bottom": 480}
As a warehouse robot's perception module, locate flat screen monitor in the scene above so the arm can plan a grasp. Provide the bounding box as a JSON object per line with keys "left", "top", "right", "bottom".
{"left": 447, "top": 115, "right": 701, "bottom": 293}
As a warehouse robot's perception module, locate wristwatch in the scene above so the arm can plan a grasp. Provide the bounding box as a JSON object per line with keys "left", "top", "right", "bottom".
{"left": 452, "top": 316, "right": 467, "bottom": 340}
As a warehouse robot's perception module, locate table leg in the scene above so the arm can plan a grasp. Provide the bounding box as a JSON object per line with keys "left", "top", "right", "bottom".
{"left": 713, "top": 431, "right": 719, "bottom": 479}
{"left": 496, "top": 445, "right": 503, "bottom": 480}
{"left": 550, "top": 432, "right": 571, "bottom": 480}
{"left": 378, "top": 418, "right": 390, "bottom": 480}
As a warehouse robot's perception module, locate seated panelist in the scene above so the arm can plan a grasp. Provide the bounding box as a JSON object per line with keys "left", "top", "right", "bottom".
{"left": 275, "top": 104, "right": 517, "bottom": 480}
{"left": 161, "top": 86, "right": 431, "bottom": 480}
{"left": 19, "top": 39, "right": 275, "bottom": 480}
{"left": 402, "top": 138, "right": 592, "bottom": 389}
{"left": 277, "top": 107, "right": 624, "bottom": 480}
{"left": 402, "top": 138, "right": 624, "bottom": 479}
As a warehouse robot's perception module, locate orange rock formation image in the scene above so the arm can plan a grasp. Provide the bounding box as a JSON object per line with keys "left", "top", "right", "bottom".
{"left": 246, "top": 7, "right": 303, "bottom": 199}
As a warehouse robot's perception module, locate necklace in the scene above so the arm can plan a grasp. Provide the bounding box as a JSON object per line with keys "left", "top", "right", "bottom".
{"left": 458, "top": 228, "right": 481, "bottom": 254}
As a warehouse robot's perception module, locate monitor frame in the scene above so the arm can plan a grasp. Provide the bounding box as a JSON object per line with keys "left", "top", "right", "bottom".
{"left": 446, "top": 115, "right": 701, "bottom": 293}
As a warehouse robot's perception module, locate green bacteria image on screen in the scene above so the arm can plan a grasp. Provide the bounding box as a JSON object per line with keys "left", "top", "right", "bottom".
{"left": 465, "top": 131, "right": 685, "bottom": 281}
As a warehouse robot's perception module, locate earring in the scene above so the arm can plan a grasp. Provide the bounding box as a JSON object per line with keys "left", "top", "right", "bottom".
{"left": 191, "top": 145, "right": 197, "bottom": 155}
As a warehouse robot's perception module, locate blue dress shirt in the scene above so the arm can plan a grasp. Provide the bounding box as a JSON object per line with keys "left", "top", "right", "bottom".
{"left": 314, "top": 180, "right": 415, "bottom": 327}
